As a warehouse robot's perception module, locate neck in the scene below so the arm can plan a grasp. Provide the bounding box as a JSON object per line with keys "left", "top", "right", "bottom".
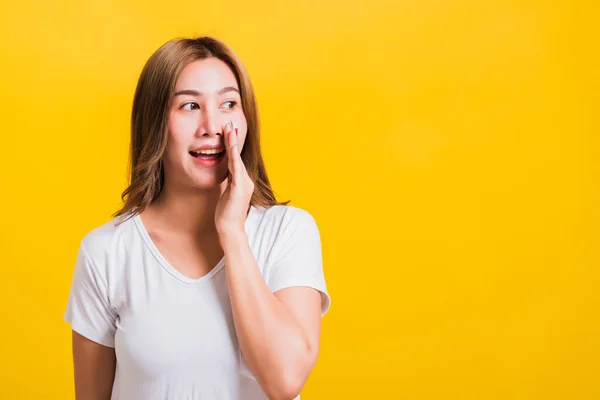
{"left": 147, "top": 180, "right": 226, "bottom": 237}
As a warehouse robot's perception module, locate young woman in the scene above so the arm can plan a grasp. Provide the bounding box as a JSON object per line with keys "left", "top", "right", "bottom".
{"left": 64, "top": 36, "right": 331, "bottom": 400}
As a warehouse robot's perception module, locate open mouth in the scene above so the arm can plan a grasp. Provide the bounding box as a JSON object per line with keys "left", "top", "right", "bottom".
{"left": 189, "top": 149, "right": 225, "bottom": 159}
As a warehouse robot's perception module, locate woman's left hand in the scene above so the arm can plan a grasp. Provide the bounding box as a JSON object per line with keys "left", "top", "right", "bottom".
{"left": 215, "top": 122, "right": 254, "bottom": 237}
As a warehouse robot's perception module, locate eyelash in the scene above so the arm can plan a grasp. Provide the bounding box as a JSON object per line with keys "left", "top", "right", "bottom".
{"left": 180, "top": 101, "right": 237, "bottom": 111}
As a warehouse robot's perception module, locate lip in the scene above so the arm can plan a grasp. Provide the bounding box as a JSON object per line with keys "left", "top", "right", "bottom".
{"left": 190, "top": 144, "right": 224, "bottom": 151}
{"left": 190, "top": 151, "right": 226, "bottom": 167}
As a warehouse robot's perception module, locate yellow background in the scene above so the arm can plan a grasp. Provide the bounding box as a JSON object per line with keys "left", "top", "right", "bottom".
{"left": 1, "top": 0, "right": 598, "bottom": 398}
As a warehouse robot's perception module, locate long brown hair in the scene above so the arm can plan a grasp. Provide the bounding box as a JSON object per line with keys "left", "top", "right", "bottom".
{"left": 112, "top": 36, "right": 289, "bottom": 225}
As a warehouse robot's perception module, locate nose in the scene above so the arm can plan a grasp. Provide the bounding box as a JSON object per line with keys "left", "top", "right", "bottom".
{"left": 199, "top": 107, "right": 224, "bottom": 137}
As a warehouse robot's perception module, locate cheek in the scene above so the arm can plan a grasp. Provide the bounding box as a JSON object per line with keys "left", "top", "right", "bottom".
{"left": 165, "top": 117, "right": 193, "bottom": 159}
{"left": 168, "top": 114, "right": 194, "bottom": 139}
{"left": 239, "top": 130, "right": 248, "bottom": 148}
{"left": 235, "top": 117, "right": 248, "bottom": 145}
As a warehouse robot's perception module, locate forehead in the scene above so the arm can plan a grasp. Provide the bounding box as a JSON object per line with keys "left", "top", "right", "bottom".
{"left": 175, "top": 58, "right": 238, "bottom": 91}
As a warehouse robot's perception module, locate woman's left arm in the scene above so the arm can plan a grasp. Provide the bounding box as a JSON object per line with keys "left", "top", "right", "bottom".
{"left": 215, "top": 122, "right": 323, "bottom": 400}
{"left": 221, "top": 231, "right": 322, "bottom": 400}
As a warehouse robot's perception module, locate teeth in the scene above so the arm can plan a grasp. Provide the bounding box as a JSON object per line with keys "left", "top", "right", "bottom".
{"left": 191, "top": 148, "right": 224, "bottom": 155}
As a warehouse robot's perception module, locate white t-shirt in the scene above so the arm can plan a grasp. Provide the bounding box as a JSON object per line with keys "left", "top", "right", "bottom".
{"left": 64, "top": 204, "right": 331, "bottom": 400}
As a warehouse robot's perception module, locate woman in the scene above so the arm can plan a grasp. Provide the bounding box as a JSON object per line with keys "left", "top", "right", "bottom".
{"left": 64, "top": 36, "right": 331, "bottom": 400}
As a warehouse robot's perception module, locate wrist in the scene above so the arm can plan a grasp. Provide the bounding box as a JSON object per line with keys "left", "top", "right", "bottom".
{"left": 218, "top": 230, "right": 247, "bottom": 247}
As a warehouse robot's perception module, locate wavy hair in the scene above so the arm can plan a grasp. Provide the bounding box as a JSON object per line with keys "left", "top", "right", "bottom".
{"left": 112, "top": 36, "right": 289, "bottom": 225}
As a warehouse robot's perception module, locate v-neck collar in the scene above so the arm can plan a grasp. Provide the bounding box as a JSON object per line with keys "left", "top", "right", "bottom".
{"left": 132, "top": 205, "right": 257, "bottom": 284}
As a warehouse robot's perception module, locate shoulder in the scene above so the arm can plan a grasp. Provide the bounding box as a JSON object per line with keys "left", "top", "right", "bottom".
{"left": 79, "top": 214, "right": 136, "bottom": 265}
{"left": 253, "top": 204, "right": 317, "bottom": 227}
{"left": 251, "top": 204, "right": 320, "bottom": 241}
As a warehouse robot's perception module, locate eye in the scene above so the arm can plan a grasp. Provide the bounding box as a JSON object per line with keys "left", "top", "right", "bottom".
{"left": 222, "top": 100, "right": 237, "bottom": 110}
{"left": 181, "top": 102, "right": 199, "bottom": 111}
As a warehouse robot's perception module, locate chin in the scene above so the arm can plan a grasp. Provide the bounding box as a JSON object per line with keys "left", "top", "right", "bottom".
{"left": 189, "top": 172, "right": 228, "bottom": 190}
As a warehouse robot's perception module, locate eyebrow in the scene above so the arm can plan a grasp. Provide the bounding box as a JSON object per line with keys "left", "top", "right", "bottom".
{"left": 174, "top": 86, "right": 240, "bottom": 96}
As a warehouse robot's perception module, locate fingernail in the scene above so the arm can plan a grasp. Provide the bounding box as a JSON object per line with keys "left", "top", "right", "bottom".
{"left": 235, "top": 128, "right": 238, "bottom": 136}
{"left": 227, "top": 121, "right": 233, "bottom": 129}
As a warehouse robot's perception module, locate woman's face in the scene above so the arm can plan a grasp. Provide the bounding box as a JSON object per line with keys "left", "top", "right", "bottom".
{"left": 163, "top": 57, "right": 247, "bottom": 190}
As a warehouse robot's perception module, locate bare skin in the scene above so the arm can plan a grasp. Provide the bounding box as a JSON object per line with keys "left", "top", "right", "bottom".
{"left": 71, "top": 331, "right": 116, "bottom": 400}
{"left": 71, "top": 57, "right": 323, "bottom": 399}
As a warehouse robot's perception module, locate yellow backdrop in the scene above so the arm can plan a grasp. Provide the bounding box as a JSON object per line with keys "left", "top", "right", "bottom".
{"left": 1, "top": 0, "right": 598, "bottom": 398}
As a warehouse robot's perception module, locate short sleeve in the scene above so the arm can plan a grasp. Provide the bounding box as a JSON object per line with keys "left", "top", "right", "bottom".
{"left": 63, "top": 242, "right": 117, "bottom": 347}
{"left": 266, "top": 208, "right": 331, "bottom": 317}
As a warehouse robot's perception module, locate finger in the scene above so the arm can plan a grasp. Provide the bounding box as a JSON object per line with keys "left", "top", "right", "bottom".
{"left": 231, "top": 131, "right": 247, "bottom": 178}
{"left": 224, "top": 122, "right": 242, "bottom": 185}
{"left": 223, "top": 121, "right": 238, "bottom": 184}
